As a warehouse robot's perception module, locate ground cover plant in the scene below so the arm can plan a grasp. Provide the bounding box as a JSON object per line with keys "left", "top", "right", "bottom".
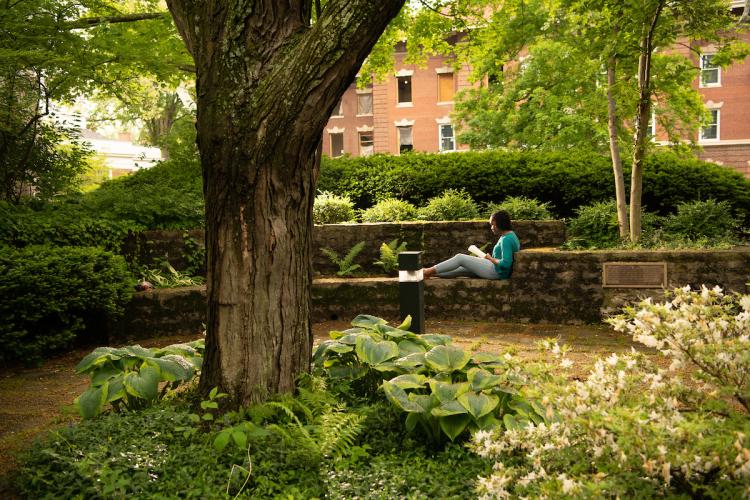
{"left": 18, "top": 318, "right": 497, "bottom": 498}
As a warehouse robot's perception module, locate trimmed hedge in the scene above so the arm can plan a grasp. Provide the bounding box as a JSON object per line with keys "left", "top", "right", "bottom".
{"left": 318, "top": 150, "right": 750, "bottom": 222}
{"left": 0, "top": 245, "right": 134, "bottom": 364}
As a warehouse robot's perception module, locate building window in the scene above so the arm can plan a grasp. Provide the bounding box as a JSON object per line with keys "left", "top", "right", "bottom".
{"left": 357, "top": 93, "right": 373, "bottom": 115}
{"left": 439, "top": 124, "right": 456, "bottom": 151}
{"left": 700, "top": 54, "right": 720, "bottom": 87}
{"left": 332, "top": 100, "right": 343, "bottom": 117}
{"left": 359, "top": 132, "right": 374, "bottom": 156}
{"left": 437, "top": 72, "right": 455, "bottom": 102}
{"left": 646, "top": 112, "right": 656, "bottom": 139}
{"left": 398, "top": 126, "right": 413, "bottom": 153}
{"left": 397, "top": 76, "right": 412, "bottom": 104}
{"left": 330, "top": 132, "right": 344, "bottom": 157}
{"left": 700, "top": 109, "right": 719, "bottom": 141}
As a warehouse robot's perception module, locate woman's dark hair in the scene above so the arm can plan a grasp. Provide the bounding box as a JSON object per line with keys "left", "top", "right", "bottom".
{"left": 491, "top": 210, "right": 513, "bottom": 231}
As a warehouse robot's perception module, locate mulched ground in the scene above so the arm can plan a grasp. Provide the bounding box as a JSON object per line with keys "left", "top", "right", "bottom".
{"left": 0, "top": 319, "right": 650, "bottom": 496}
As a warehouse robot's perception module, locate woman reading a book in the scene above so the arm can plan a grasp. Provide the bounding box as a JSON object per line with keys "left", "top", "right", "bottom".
{"left": 422, "top": 210, "right": 520, "bottom": 280}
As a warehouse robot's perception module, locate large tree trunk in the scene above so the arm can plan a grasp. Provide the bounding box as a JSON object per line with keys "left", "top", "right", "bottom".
{"left": 630, "top": 0, "right": 665, "bottom": 243}
{"left": 606, "top": 56, "right": 629, "bottom": 239}
{"left": 166, "top": 0, "right": 405, "bottom": 404}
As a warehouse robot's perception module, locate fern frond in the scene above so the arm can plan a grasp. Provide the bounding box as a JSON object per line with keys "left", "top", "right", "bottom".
{"left": 321, "top": 247, "right": 341, "bottom": 265}
{"left": 341, "top": 241, "right": 365, "bottom": 267}
{"left": 318, "top": 410, "right": 365, "bottom": 460}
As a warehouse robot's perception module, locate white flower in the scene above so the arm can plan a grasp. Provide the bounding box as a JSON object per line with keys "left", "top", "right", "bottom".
{"left": 560, "top": 358, "right": 573, "bottom": 369}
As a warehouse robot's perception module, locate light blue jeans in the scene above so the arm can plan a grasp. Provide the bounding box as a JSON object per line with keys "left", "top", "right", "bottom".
{"left": 434, "top": 253, "right": 499, "bottom": 279}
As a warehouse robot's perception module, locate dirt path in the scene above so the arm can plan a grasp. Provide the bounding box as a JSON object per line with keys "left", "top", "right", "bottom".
{"left": 0, "top": 320, "right": 645, "bottom": 496}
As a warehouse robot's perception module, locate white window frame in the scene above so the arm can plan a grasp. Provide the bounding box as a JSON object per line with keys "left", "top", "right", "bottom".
{"left": 699, "top": 53, "right": 721, "bottom": 88}
{"left": 436, "top": 117, "right": 456, "bottom": 152}
{"left": 646, "top": 111, "right": 657, "bottom": 141}
{"left": 331, "top": 100, "right": 344, "bottom": 118}
{"left": 700, "top": 108, "right": 720, "bottom": 142}
{"left": 356, "top": 91, "right": 373, "bottom": 116}
{"left": 396, "top": 74, "right": 413, "bottom": 107}
{"left": 328, "top": 127, "right": 345, "bottom": 157}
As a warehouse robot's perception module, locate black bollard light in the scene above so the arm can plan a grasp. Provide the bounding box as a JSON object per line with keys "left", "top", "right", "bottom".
{"left": 398, "top": 251, "right": 425, "bottom": 334}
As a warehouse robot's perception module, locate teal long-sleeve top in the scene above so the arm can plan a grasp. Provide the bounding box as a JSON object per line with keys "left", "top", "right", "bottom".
{"left": 491, "top": 231, "right": 520, "bottom": 279}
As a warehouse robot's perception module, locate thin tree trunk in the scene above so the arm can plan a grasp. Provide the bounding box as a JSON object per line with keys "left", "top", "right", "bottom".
{"left": 166, "top": 0, "right": 406, "bottom": 404}
{"left": 630, "top": 0, "right": 665, "bottom": 243}
{"left": 606, "top": 56, "right": 629, "bottom": 239}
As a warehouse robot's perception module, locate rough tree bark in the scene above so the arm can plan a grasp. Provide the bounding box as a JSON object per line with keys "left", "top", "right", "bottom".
{"left": 606, "top": 55, "right": 629, "bottom": 239}
{"left": 165, "top": 0, "right": 406, "bottom": 404}
{"left": 630, "top": 0, "right": 665, "bottom": 243}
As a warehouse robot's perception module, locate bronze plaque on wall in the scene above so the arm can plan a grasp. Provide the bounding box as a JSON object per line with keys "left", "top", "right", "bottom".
{"left": 602, "top": 262, "right": 667, "bottom": 288}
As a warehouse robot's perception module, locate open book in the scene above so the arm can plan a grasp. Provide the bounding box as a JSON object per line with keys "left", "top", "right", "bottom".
{"left": 468, "top": 244, "right": 485, "bottom": 258}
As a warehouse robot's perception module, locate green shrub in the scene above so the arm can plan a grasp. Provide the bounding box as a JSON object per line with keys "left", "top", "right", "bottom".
{"left": 318, "top": 151, "right": 750, "bottom": 223}
{"left": 81, "top": 158, "right": 204, "bottom": 230}
{"left": 417, "top": 189, "right": 480, "bottom": 221}
{"left": 0, "top": 245, "right": 134, "bottom": 364}
{"left": 360, "top": 198, "right": 418, "bottom": 222}
{"left": 662, "top": 199, "right": 738, "bottom": 241}
{"left": 313, "top": 191, "right": 356, "bottom": 224}
{"left": 374, "top": 239, "right": 408, "bottom": 273}
{"left": 485, "top": 196, "right": 553, "bottom": 220}
{"left": 565, "top": 201, "right": 622, "bottom": 248}
{"left": 0, "top": 201, "right": 133, "bottom": 251}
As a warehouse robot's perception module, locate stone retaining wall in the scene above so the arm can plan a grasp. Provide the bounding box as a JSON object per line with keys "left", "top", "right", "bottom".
{"left": 120, "top": 221, "right": 565, "bottom": 275}
{"left": 109, "top": 248, "right": 750, "bottom": 342}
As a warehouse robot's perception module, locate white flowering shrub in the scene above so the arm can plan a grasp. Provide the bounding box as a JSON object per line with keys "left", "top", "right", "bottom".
{"left": 471, "top": 287, "right": 750, "bottom": 499}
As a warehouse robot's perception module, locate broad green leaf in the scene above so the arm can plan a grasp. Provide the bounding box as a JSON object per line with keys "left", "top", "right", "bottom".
{"left": 382, "top": 381, "right": 424, "bottom": 412}
{"left": 232, "top": 431, "right": 248, "bottom": 449}
{"left": 91, "top": 361, "right": 122, "bottom": 386}
{"left": 124, "top": 364, "right": 160, "bottom": 401}
{"left": 419, "top": 334, "right": 452, "bottom": 347}
{"left": 355, "top": 336, "right": 399, "bottom": 366}
{"left": 327, "top": 365, "right": 368, "bottom": 380}
{"left": 328, "top": 330, "right": 347, "bottom": 340}
{"left": 106, "top": 375, "right": 126, "bottom": 403}
{"left": 214, "top": 430, "right": 231, "bottom": 451}
{"left": 432, "top": 400, "right": 469, "bottom": 417}
{"left": 429, "top": 381, "right": 471, "bottom": 403}
{"left": 389, "top": 374, "right": 428, "bottom": 389}
{"left": 398, "top": 340, "right": 425, "bottom": 356}
{"left": 405, "top": 412, "right": 420, "bottom": 432}
{"left": 123, "top": 345, "right": 155, "bottom": 358}
{"left": 467, "top": 367, "right": 504, "bottom": 392}
{"left": 503, "top": 413, "right": 521, "bottom": 431}
{"left": 425, "top": 345, "right": 472, "bottom": 372}
{"left": 155, "top": 343, "right": 198, "bottom": 358}
{"left": 508, "top": 397, "right": 535, "bottom": 417}
{"left": 395, "top": 352, "right": 425, "bottom": 369}
{"left": 438, "top": 414, "right": 471, "bottom": 441}
{"left": 76, "top": 383, "right": 108, "bottom": 419}
{"left": 472, "top": 352, "right": 506, "bottom": 368}
{"left": 75, "top": 347, "right": 120, "bottom": 373}
{"left": 351, "top": 314, "right": 388, "bottom": 329}
{"left": 152, "top": 355, "right": 194, "bottom": 382}
{"left": 375, "top": 323, "right": 417, "bottom": 339}
{"left": 337, "top": 333, "right": 362, "bottom": 345}
{"left": 458, "top": 392, "right": 499, "bottom": 419}
{"left": 475, "top": 413, "right": 502, "bottom": 430}
{"left": 371, "top": 361, "right": 403, "bottom": 373}
{"left": 408, "top": 393, "right": 438, "bottom": 413}
{"left": 397, "top": 315, "right": 412, "bottom": 331}
{"left": 328, "top": 343, "right": 354, "bottom": 354}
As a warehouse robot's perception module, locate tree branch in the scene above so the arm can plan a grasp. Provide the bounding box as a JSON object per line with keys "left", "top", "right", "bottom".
{"left": 62, "top": 12, "right": 169, "bottom": 30}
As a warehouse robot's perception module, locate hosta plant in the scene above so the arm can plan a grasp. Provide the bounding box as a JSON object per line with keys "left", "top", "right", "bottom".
{"left": 313, "top": 314, "right": 546, "bottom": 442}
{"left": 74, "top": 339, "right": 204, "bottom": 418}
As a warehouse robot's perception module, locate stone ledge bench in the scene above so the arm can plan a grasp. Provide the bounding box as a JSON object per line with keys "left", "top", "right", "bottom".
{"left": 109, "top": 248, "right": 750, "bottom": 342}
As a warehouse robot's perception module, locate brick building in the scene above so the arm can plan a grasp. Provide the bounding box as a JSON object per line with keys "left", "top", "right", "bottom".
{"left": 322, "top": 45, "right": 474, "bottom": 157}
{"left": 324, "top": 3, "right": 750, "bottom": 176}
